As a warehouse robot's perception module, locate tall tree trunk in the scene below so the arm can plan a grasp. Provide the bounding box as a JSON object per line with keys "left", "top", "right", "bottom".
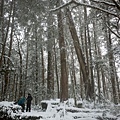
{"left": 3, "top": 0, "right": 15, "bottom": 99}
{"left": 83, "top": 2, "right": 93, "bottom": 100}
{"left": 18, "top": 41, "right": 23, "bottom": 98}
{"left": 114, "top": 65, "right": 120, "bottom": 103}
{"left": 101, "top": 70, "right": 106, "bottom": 96}
{"left": 0, "top": 0, "right": 12, "bottom": 68}
{"left": 15, "top": 74, "right": 18, "bottom": 101}
{"left": 104, "top": 14, "right": 118, "bottom": 104}
{"left": 0, "top": 0, "right": 4, "bottom": 55}
{"left": 41, "top": 47, "right": 45, "bottom": 100}
{"left": 24, "top": 29, "right": 30, "bottom": 97}
{"left": 66, "top": 8, "right": 89, "bottom": 99}
{"left": 98, "top": 47, "right": 107, "bottom": 100}
{"left": 71, "top": 47, "right": 77, "bottom": 106}
{"left": 47, "top": 51, "right": 54, "bottom": 99}
{"left": 54, "top": 39, "right": 60, "bottom": 98}
{"left": 83, "top": 1, "right": 89, "bottom": 71}
{"left": 47, "top": 1, "right": 54, "bottom": 99}
{"left": 24, "top": 44, "right": 28, "bottom": 96}
{"left": 87, "top": 20, "right": 94, "bottom": 100}
{"left": 34, "top": 26, "right": 39, "bottom": 105}
{"left": 0, "top": 0, "right": 4, "bottom": 22}
{"left": 93, "top": 19, "right": 101, "bottom": 103}
{"left": 41, "top": 48, "right": 45, "bottom": 86}
{"left": 57, "top": 2, "right": 68, "bottom": 102}
{"left": 80, "top": 70, "right": 83, "bottom": 100}
{"left": 11, "top": 73, "right": 16, "bottom": 101}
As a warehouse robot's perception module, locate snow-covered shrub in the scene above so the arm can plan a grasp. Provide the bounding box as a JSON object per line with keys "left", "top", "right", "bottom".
{"left": 109, "top": 104, "right": 120, "bottom": 116}
{"left": 0, "top": 101, "right": 21, "bottom": 119}
{"left": 32, "top": 105, "right": 42, "bottom": 112}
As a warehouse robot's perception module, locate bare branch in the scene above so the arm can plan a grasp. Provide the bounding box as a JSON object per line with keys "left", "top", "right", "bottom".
{"left": 50, "top": 1, "right": 73, "bottom": 12}
{"left": 112, "top": 0, "right": 120, "bottom": 10}
{"left": 91, "top": 0, "right": 116, "bottom": 7}
{"left": 106, "top": 23, "right": 120, "bottom": 38}
{"left": 50, "top": 0, "right": 120, "bottom": 19}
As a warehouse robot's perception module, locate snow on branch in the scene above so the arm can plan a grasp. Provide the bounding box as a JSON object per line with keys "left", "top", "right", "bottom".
{"left": 91, "top": 0, "right": 116, "bottom": 7}
{"left": 50, "top": 0, "right": 120, "bottom": 18}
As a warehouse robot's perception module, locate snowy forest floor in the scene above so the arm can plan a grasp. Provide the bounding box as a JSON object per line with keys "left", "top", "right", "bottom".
{"left": 0, "top": 101, "right": 120, "bottom": 120}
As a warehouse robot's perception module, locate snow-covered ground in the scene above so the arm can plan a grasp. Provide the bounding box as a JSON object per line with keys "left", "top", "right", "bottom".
{"left": 0, "top": 100, "right": 120, "bottom": 120}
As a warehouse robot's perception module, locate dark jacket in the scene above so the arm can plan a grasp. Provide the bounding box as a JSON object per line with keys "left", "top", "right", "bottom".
{"left": 26, "top": 94, "right": 32, "bottom": 104}
{"left": 18, "top": 97, "right": 26, "bottom": 105}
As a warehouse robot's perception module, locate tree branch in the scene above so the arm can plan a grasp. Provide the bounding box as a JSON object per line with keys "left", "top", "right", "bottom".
{"left": 90, "top": 0, "right": 116, "bottom": 7}
{"left": 112, "top": 0, "right": 120, "bottom": 10}
{"left": 106, "top": 23, "right": 120, "bottom": 38}
{"left": 50, "top": 0, "right": 120, "bottom": 19}
{"left": 50, "top": 1, "right": 73, "bottom": 12}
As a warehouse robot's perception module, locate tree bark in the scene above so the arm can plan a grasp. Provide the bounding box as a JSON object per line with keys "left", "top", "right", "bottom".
{"left": 66, "top": 8, "right": 89, "bottom": 99}
{"left": 87, "top": 19, "right": 94, "bottom": 100}
{"left": 104, "top": 14, "right": 118, "bottom": 104}
{"left": 54, "top": 39, "right": 60, "bottom": 98}
{"left": 18, "top": 41, "right": 23, "bottom": 98}
{"left": 57, "top": 1, "right": 68, "bottom": 102}
{"left": 71, "top": 47, "right": 77, "bottom": 106}
{"left": 47, "top": 1, "right": 54, "bottom": 99}
{"left": 3, "top": 0, "right": 15, "bottom": 99}
{"left": 41, "top": 47, "right": 46, "bottom": 100}
{"left": 93, "top": 19, "right": 101, "bottom": 103}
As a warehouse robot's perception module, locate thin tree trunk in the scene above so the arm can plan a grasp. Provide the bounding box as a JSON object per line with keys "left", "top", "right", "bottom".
{"left": 114, "top": 66, "right": 120, "bottom": 103}
{"left": 87, "top": 20, "right": 94, "bottom": 100}
{"left": 1, "top": 76, "right": 4, "bottom": 100}
{"left": 0, "top": 0, "right": 12, "bottom": 68}
{"left": 18, "top": 41, "right": 23, "bottom": 98}
{"left": 3, "top": 0, "right": 15, "bottom": 99}
{"left": 15, "top": 74, "right": 18, "bottom": 101}
{"left": 80, "top": 70, "right": 83, "bottom": 99}
{"left": 101, "top": 69, "right": 106, "bottom": 99}
{"left": 0, "top": 0, "right": 4, "bottom": 64}
{"left": 0, "top": 0, "right": 4, "bottom": 22}
{"left": 83, "top": 3, "right": 93, "bottom": 100}
{"left": 47, "top": 51, "right": 54, "bottom": 99}
{"left": 71, "top": 47, "right": 77, "bottom": 106}
{"left": 41, "top": 47, "right": 45, "bottom": 100}
{"left": 93, "top": 19, "right": 101, "bottom": 103}
{"left": 47, "top": 1, "right": 54, "bottom": 100}
{"left": 11, "top": 73, "right": 16, "bottom": 101}
{"left": 83, "top": 1, "right": 89, "bottom": 71}
{"left": 104, "top": 14, "right": 118, "bottom": 104}
{"left": 41, "top": 48, "right": 45, "bottom": 86}
{"left": 35, "top": 28, "right": 38, "bottom": 105}
{"left": 54, "top": 39, "right": 60, "bottom": 98}
{"left": 24, "top": 47, "right": 28, "bottom": 96}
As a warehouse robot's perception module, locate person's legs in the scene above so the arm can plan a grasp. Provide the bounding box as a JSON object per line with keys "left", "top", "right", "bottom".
{"left": 28, "top": 104, "right": 31, "bottom": 112}
{"left": 21, "top": 104, "right": 25, "bottom": 112}
{"left": 23, "top": 104, "right": 25, "bottom": 111}
{"left": 26, "top": 102, "right": 32, "bottom": 112}
{"left": 26, "top": 103, "right": 29, "bottom": 112}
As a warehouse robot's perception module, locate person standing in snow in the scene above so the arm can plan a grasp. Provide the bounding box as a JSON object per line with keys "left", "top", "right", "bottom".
{"left": 26, "top": 93, "right": 33, "bottom": 112}
{"left": 17, "top": 96, "right": 26, "bottom": 112}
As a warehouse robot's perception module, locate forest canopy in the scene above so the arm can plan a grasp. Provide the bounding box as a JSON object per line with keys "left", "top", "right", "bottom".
{"left": 0, "top": 0, "right": 120, "bottom": 105}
